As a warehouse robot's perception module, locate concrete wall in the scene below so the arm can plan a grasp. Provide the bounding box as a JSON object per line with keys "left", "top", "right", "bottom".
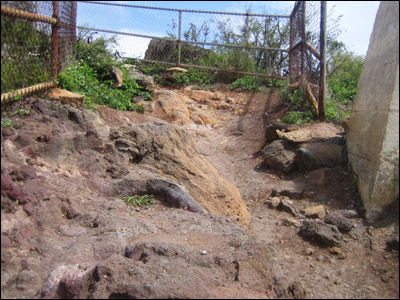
{"left": 347, "top": 1, "right": 399, "bottom": 225}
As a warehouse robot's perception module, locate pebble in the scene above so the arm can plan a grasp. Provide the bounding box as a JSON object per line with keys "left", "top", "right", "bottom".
{"left": 302, "top": 248, "right": 314, "bottom": 256}
{"left": 329, "top": 246, "right": 343, "bottom": 255}
{"left": 200, "top": 250, "right": 207, "bottom": 255}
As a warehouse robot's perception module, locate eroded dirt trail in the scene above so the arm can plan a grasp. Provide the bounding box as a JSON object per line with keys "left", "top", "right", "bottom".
{"left": 186, "top": 86, "right": 399, "bottom": 299}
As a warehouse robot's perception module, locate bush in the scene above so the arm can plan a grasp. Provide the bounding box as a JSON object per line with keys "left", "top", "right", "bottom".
{"left": 327, "top": 51, "right": 364, "bottom": 104}
{"left": 59, "top": 61, "right": 148, "bottom": 112}
{"left": 172, "top": 68, "right": 216, "bottom": 87}
{"left": 230, "top": 75, "right": 261, "bottom": 91}
{"left": 58, "top": 31, "right": 152, "bottom": 112}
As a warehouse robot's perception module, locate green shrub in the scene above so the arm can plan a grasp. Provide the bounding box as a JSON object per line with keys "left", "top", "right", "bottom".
{"left": 139, "top": 63, "right": 167, "bottom": 76}
{"left": 324, "top": 99, "right": 351, "bottom": 124}
{"left": 172, "top": 68, "right": 216, "bottom": 87}
{"left": 230, "top": 76, "right": 261, "bottom": 91}
{"left": 280, "top": 111, "right": 303, "bottom": 125}
{"left": 73, "top": 32, "right": 121, "bottom": 82}
{"left": 58, "top": 61, "right": 147, "bottom": 112}
{"left": 59, "top": 31, "right": 152, "bottom": 112}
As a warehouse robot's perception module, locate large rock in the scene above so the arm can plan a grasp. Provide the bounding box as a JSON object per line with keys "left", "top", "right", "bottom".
{"left": 325, "top": 211, "right": 355, "bottom": 233}
{"left": 146, "top": 179, "right": 207, "bottom": 213}
{"left": 262, "top": 140, "right": 297, "bottom": 173}
{"left": 296, "top": 142, "right": 343, "bottom": 171}
{"left": 144, "top": 39, "right": 213, "bottom": 63}
{"left": 299, "top": 219, "right": 343, "bottom": 246}
{"left": 150, "top": 90, "right": 192, "bottom": 125}
{"left": 127, "top": 71, "right": 156, "bottom": 90}
{"left": 111, "top": 66, "right": 124, "bottom": 88}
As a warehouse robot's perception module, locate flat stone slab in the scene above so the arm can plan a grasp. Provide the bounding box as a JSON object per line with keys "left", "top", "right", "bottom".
{"left": 47, "top": 88, "right": 84, "bottom": 108}
{"left": 276, "top": 122, "right": 342, "bottom": 143}
{"left": 272, "top": 180, "right": 305, "bottom": 199}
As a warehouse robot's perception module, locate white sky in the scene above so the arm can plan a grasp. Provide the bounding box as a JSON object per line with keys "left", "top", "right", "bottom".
{"left": 327, "top": 1, "right": 380, "bottom": 56}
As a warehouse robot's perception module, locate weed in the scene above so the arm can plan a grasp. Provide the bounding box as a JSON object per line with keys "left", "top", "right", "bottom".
{"left": 1, "top": 118, "right": 14, "bottom": 130}
{"left": 119, "top": 194, "right": 154, "bottom": 207}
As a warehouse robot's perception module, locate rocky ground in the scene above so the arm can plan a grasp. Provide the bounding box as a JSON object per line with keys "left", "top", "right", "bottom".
{"left": 1, "top": 84, "right": 399, "bottom": 299}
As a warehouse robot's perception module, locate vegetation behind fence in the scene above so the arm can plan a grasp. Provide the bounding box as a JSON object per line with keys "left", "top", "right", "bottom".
{"left": 2, "top": 1, "right": 331, "bottom": 121}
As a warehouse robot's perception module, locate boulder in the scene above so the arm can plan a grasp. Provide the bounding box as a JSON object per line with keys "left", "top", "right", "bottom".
{"left": 262, "top": 140, "right": 297, "bottom": 173}
{"left": 324, "top": 211, "right": 355, "bottom": 233}
{"left": 127, "top": 71, "right": 156, "bottom": 90}
{"left": 296, "top": 142, "right": 343, "bottom": 171}
{"left": 146, "top": 179, "right": 207, "bottom": 213}
{"left": 111, "top": 66, "right": 124, "bottom": 88}
{"left": 299, "top": 219, "right": 343, "bottom": 246}
{"left": 144, "top": 39, "right": 212, "bottom": 63}
{"left": 301, "top": 205, "right": 326, "bottom": 219}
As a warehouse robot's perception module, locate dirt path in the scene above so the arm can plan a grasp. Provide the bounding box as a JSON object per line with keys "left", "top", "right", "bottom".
{"left": 184, "top": 85, "right": 399, "bottom": 299}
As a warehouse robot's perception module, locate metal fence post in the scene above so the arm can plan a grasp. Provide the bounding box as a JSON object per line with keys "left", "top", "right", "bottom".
{"left": 289, "top": 12, "right": 293, "bottom": 81}
{"left": 300, "top": 1, "right": 306, "bottom": 80}
{"left": 51, "top": 1, "right": 60, "bottom": 78}
{"left": 177, "top": 10, "right": 182, "bottom": 67}
{"left": 318, "top": 1, "right": 327, "bottom": 121}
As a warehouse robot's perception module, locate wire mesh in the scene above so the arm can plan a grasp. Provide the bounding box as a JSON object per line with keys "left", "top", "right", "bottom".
{"left": 289, "top": 1, "right": 324, "bottom": 114}
{"left": 1, "top": 1, "right": 76, "bottom": 98}
{"left": 76, "top": 1, "right": 291, "bottom": 78}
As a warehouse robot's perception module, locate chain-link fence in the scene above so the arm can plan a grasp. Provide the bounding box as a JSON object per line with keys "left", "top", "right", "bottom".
{"left": 1, "top": 1, "right": 76, "bottom": 102}
{"left": 76, "top": 1, "right": 292, "bottom": 81}
{"left": 1, "top": 1, "right": 326, "bottom": 119}
{"left": 289, "top": 1, "right": 326, "bottom": 120}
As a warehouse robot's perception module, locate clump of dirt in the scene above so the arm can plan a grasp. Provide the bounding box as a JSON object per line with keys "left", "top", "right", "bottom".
{"left": 1, "top": 84, "right": 398, "bottom": 299}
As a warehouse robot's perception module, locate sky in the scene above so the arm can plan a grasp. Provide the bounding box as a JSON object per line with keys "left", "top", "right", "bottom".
{"left": 76, "top": 1, "right": 381, "bottom": 59}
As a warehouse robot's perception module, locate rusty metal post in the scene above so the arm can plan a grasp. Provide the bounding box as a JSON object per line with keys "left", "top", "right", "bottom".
{"left": 51, "top": 1, "right": 60, "bottom": 78}
{"left": 318, "top": 1, "right": 327, "bottom": 121}
{"left": 289, "top": 12, "right": 294, "bottom": 81}
{"left": 300, "top": 1, "right": 306, "bottom": 79}
{"left": 177, "top": 10, "right": 182, "bottom": 67}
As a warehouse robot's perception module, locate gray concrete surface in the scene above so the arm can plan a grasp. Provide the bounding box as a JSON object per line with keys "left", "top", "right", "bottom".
{"left": 347, "top": 1, "right": 399, "bottom": 225}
